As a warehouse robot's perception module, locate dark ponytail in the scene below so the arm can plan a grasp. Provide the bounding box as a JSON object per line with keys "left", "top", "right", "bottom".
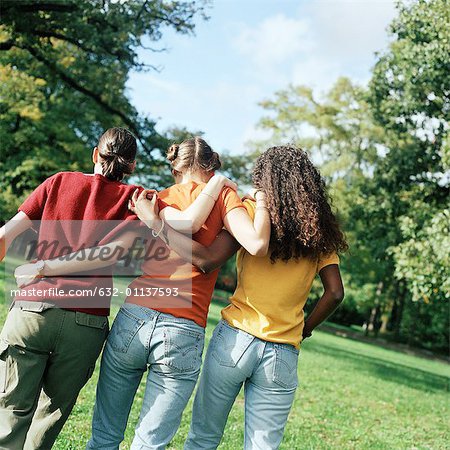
{"left": 97, "top": 128, "right": 137, "bottom": 181}
{"left": 167, "top": 143, "right": 180, "bottom": 162}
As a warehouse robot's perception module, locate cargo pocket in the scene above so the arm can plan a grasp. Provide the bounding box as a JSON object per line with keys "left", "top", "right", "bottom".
{"left": 211, "top": 321, "right": 254, "bottom": 368}
{"left": 75, "top": 312, "right": 108, "bottom": 330}
{"left": 0, "top": 340, "right": 8, "bottom": 394}
{"left": 272, "top": 344, "right": 299, "bottom": 390}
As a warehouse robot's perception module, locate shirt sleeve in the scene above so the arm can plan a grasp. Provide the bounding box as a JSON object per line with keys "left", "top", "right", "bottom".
{"left": 317, "top": 252, "right": 340, "bottom": 273}
{"left": 18, "top": 175, "right": 57, "bottom": 220}
{"left": 157, "top": 197, "right": 170, "bottom": 212}
{"left": 242, "top": 199, "right": 256, "bottom": 221}
{"left": 218, "top": 187, "right": 246, "bottom": 221}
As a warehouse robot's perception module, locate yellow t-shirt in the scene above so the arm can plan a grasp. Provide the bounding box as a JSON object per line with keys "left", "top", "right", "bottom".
{"left": 221, "top": 200, "right": 339, "bottom": 348}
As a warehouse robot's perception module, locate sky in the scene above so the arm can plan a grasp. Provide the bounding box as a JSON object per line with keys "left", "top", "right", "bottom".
{"left": 127, "top": 0, "right": 397, "bottom": 154}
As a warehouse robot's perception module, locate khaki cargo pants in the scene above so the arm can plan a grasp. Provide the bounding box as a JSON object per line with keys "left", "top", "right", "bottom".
{"left": 0, "top": 306, "right": 108, "bottom": 450}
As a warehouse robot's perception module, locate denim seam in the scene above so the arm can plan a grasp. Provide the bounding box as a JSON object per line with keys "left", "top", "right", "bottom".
{"left": 120, "top": 305, "right": 146, "bottom": 322}
{"left": 160, "top": 315, "right": 203, "bottom": 329}
{"left": 220, "top": 320, "right": 239, "bottom": 333}
{"left": 109, "top": 310, "right": 145, "bottom": 353}
{"left": 163, "top": 327, "right": 203, "bottom": 373}
{"left": 274, "top": 343, "right": 300, "bottom": 355}
{"left": 272, "top": 346, "right": 298, "bottom": 390}
{"left": 144, "top": 320, "right": 155, "bottom": 351}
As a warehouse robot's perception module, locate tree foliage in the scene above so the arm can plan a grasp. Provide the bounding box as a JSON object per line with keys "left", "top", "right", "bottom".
{"left": 0, "top": 0, "right": 207, "bottom": 220}
{"left": 247, "top": 0, "right": 449, "bottom": 351}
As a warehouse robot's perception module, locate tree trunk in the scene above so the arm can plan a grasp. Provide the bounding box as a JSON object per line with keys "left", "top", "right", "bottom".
{"left": 380, "top": 300, "right": 393, "bottom": 333}
{"left": 393, "top": 281, "right": 406, "bottom": 341}
{"left": 407, "top": 300, "right": 420, "bottom": 347}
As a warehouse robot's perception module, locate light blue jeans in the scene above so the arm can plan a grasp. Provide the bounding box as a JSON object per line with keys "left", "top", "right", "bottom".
{"left": 86, "top": 303, "right": 205, "bottom": 450}
{"left": 185, "top": 320, "right": 299, "bottom": 450}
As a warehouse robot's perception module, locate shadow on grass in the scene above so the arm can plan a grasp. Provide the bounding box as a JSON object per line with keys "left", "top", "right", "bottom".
{"left": 205, "top": 303, "right": 449, "bottom": 393}
{"left": 304, "top": 338, "right": 449, "bottom": 394}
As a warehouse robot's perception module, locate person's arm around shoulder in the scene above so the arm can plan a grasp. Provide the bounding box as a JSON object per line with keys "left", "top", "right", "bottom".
{"left": 222, "top": 190, "right": 270, "bottom": 256}
{"left": 302, "top": 263, "right": 344, "bottom": 340}
{"left": 158, "top": 174, "right": 238, "bottom": 234}
{"left": 158, "top": 226, "right": 239, "bottom": 274}
{"left": 14, "top": 230, "right": 140, "bottom": 288}
{"left": 188, "top": 230, "right": 241, "bottom": 274}
{"left": 129, "top": 194, "right": 241, "bottom": 273}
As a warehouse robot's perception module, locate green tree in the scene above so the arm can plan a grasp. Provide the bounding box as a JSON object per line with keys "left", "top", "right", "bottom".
{"left": 247, "top": 0, "right": 449, "bottom": 351}
{"left": 250, "top": 77, "right": 389, "bottom": 332}
{"left": 0, "top": 0, "right": 207, "bottom": 220}
{"left": 365, "top": 0, "right": 449, "bottom": 346}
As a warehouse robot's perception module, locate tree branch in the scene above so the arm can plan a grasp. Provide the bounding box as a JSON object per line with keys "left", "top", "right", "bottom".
{"left": 21, "top": 29, "right": 130, "bottom": 62}
{"left": 31, "top": 30, "right": 96, "bottom": 55}
{"left": 1, "top": 1, "right": 78, "bottom": 14}
{"left": 136, "top": 0, "right": 149, "bottom": 22}
{"left": 141, "top": 44, "right": 167, "bottom": 53}
{"left": 22, "top": 43, "right": 152, "bottom": 154}
{"left": 12, "top": 114, "right": 21, "bottom": 133}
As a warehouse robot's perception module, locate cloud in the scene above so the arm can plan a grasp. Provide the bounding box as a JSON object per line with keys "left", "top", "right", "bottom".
{"left": 296, "top": 0, "right": 396, "bottom": 89}
{"left": 233, "top": 14, "right": 311, "bottom": 69}
{"left": 232, "top": 2, "right": 397, "bottom": 91}
{"left": 129, "top": 72, "right": 265, "bottom": 152}
{"left": 291, "top": 57, "right": 341, "bottom": 92}
{"left": 129, "top": 1, "right": 399, "bottom": 155}
{"left": 306, "top": 0, "right": 397, "bottom": 61}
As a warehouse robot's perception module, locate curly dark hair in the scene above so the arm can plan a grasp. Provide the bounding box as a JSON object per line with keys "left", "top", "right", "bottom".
{"left": 252, "top": 145, "right": 348, "bottom": 262}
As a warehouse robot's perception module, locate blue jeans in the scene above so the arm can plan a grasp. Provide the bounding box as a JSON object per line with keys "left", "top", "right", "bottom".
{"left": 86, "top": 304, "right": 205, "bottom": 450}
{"left": 185, "top": 320, "right": 299, "bottom": 450}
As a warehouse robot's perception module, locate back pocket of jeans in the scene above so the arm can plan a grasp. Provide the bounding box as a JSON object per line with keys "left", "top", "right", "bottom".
{"left": 272, "top": 345, "right": 299, "bottom": 390}
{"left": 108, "top": 308, "right": 144, "bottom": 353}
{"left": 211, "top": 321, "right": 254, "bottom": 368}
{"left": 163, "top": 326, "right": 204, "bottom": 373}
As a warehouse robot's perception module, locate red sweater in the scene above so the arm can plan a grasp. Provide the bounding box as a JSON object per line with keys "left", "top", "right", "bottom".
{"left": 17, "top": 172, "right": 141, "bottom": 316}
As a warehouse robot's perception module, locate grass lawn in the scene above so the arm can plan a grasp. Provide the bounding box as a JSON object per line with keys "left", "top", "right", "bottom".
{"left": 0, "top": 274, "right": 449, "bottom": 449}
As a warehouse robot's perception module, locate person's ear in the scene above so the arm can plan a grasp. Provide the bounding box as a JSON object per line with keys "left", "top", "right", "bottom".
{"left": 131, "top": 160, "right": 136, "bottom": 172}
{"left": 171, "top": 169, "right": 182, "bottom": 183}
{"left": 92, "top": 147, "right": 100, "bottom": 164}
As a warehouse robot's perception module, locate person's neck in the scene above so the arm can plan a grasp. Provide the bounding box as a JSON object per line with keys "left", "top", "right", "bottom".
{"left": 179, "top": 171, "right": 211, "bottom": 184}
{"left": 93, "top": 163, "right": 103, "bottom": 175}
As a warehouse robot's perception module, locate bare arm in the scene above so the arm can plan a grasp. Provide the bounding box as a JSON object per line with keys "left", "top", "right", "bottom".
{"left": 39, "top": 226, "right": 238, "bottom": 278}
{"left": 160, "top": 227, "right": 241, "bottom": 274}
{"left": 223, "top": 191, "right": 271, "bottom": 256}
{"left": 190, "top": 230, "right": 241, "bottom": 273}
{"left": 15, "top": 231, "right": 139, "bottom": 287}
{"left": 43, "top": 231, "right": 138, "bottom": 275}
{"left": 129, "top": 195, "right": 241, "bottom": 273}
{"left": 0, "top": 211, "right": 33, "bottom": 262}
{"left": 302, "top": 264, "right": 344, "bottom": 339}
{"left": 158, "top": 174, "right": 237, "bottom": 234}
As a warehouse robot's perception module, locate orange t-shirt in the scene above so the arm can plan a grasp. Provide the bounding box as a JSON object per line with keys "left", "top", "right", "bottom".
{"left": 126, "top": 181, "right": 244, "bottom": 327}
